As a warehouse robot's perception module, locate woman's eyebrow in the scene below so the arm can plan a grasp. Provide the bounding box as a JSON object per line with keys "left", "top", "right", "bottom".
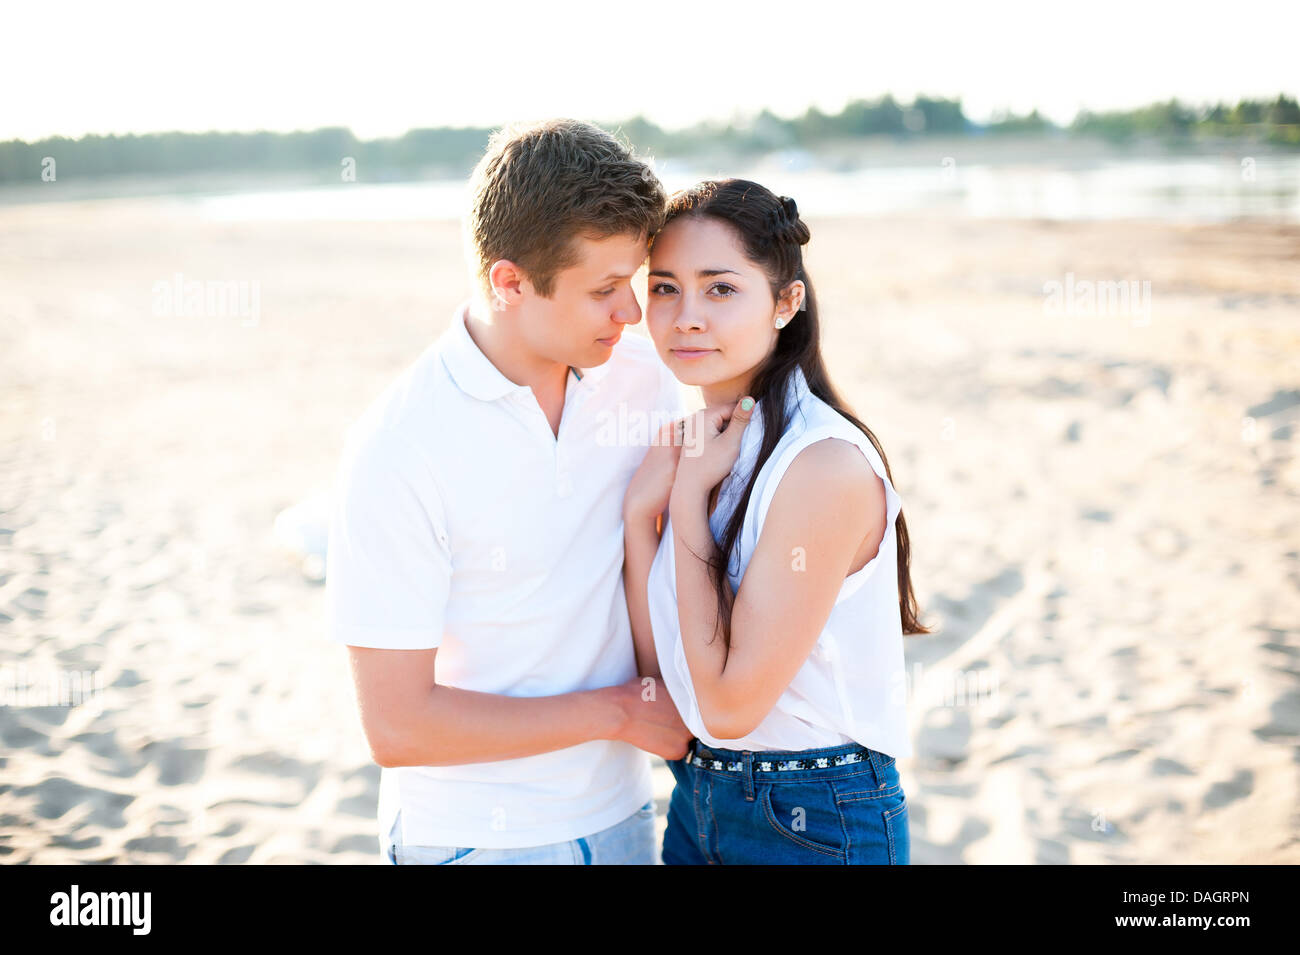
{"left": 647, "top": 268, "right": 740, "bottom": 278}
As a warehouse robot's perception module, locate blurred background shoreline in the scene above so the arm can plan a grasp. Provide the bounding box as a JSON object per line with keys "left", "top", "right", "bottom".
{"left": 4, "top": 95, "right": 1299, "bottom": 221}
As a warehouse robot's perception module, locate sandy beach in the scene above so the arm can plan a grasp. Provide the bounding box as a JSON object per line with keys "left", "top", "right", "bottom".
{"left": 1, "top": 196, "right": 1297, "bottom": 863}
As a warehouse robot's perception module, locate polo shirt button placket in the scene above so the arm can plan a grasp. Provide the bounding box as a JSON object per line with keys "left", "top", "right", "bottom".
{"left": 556, "top": 382, "right": 583, "bottom": 498}
{"left": 555, "top": 436, "right": 573, "bottom": 498}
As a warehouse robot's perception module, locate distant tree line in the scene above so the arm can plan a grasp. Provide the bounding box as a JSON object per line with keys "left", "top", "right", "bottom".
{"left": 1067, "top": 95, "right": 1300, "bottom": 144}
{"left": 2, "top": 94, "right": 1296, "bottom": 185}
{"left": 0, "top": 126, "right": 492, "bottom": 185}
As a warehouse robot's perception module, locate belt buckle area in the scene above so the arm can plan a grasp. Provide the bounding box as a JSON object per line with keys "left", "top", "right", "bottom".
{"left": 691, "top": 745, "right": 745, "bottom": 773}
{"left": 688, "top": 740, "right": 708, "bottom": 768}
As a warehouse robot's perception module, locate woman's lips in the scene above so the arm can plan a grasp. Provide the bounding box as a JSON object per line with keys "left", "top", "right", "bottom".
{"left": 670, "top": 347, "right": 716, "bottom": 360}
{"left": 596, "top": 331, "right": 622, "bottom": 346}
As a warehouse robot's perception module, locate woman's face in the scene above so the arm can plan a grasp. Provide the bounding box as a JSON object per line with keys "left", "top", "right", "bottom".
{"left": 646, "top": 216, "right": 793, "bottom": 399}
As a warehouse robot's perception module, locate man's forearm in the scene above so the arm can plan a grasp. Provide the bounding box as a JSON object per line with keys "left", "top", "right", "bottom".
{"left": 376, "top": 683, "right": 626, "bottom": 767}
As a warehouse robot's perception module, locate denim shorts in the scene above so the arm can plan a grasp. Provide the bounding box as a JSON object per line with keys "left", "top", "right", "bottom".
{"left": 381, "top": 799, "right": 657, "bottom": 865}
{"left": 662, "top": 738, "right": 909, "bottom": 865}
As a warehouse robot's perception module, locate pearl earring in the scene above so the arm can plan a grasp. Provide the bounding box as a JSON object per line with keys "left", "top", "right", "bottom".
{"left": 775, "top": 317, "right": 786, "bottom": 329}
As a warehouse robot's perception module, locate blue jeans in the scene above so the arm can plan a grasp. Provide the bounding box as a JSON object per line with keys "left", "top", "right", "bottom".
{"left": 662, "top": 740, "right": 910, "bottom": 865}
{"left": 382, "top": 799, "right": 657, "bottom": 865}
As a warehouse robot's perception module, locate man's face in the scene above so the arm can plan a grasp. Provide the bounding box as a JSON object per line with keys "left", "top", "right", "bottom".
{"left": 516, "top": 231, "right": 648, "bottom": 369}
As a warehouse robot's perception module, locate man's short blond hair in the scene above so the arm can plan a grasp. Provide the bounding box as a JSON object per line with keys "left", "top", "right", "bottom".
{"left": 465, "top": 119, "right": 666, "bottom": 298}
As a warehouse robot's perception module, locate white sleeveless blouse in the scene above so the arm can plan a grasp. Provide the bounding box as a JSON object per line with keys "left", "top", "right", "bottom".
{"left": 647, "top": 366, "right": 913, "bottom": 759}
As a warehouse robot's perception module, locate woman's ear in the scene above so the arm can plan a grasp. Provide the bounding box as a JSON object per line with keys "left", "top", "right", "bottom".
{"left": 774, "top": 280, "right": 806, "bottom": 329}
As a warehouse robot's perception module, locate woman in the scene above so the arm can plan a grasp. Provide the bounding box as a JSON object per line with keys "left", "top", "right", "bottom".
{"left": 623, "top": 179, "right": 929, "bottom": 865}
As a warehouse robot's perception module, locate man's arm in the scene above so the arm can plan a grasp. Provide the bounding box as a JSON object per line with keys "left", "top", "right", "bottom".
{"left": 330, "top": 423, "right": 689, "bottom": 768}
{"left": 348, "top": 647, "right": 689, "bottom": 766}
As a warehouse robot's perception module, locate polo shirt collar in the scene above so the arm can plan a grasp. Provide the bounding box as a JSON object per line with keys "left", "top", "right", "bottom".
{"left": 570, "top": 347, "right": 615, "bottom": 390}
{"left": 441, "top": 299, "right": 615, "bottom": 402}
{"left": 440, "top": 301, "right": 524, "bottom": 401}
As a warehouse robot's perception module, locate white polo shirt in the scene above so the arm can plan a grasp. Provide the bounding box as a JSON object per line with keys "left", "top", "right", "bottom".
{"left": 325, "top": 299, "right": 687, "bottom": 849}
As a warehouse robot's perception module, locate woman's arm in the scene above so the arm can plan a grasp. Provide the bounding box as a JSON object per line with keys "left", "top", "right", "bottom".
{"left": 624, "top": 512, "right": 664, "bottom": 679}
{"left": 672, "top": 436, "right": 886, "bottom": 740}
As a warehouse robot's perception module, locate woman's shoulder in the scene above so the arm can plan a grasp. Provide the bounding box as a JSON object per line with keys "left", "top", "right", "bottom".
{"left": 773, "top": 433, "right": 886, "bottom": 512}
{"left": 751, "top": 392, "right": 900, "bottom": 532}
{"left": 779, "top": 394, "right": 889, "bottom": 479}
{"left": 750, "top": 434, "right": 889, "bottom": 583}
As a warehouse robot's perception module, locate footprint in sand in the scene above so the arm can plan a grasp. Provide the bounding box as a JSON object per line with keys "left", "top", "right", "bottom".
{"left": 1253, "top": 688, "right": 1300, "bottom": 742}
{"left": 21, "top": 776, "right": 134, "bottom": 828}
{"left": 141, "top": 739, "right": 208, "bottom": 786}
{"left": 231, "top": 751, "right": 323, "bottom": 794}
{"left": 1201, "top": 769, "right": 1254, "bottom": 810}
{"left": 123, "top": 833, "right": 189, "bottom": 860}
{"left": 218, "top": 844, "right": 256, "bottom": 864}
{"left": 70, "top": 729, "right": 142, "bottom": 778}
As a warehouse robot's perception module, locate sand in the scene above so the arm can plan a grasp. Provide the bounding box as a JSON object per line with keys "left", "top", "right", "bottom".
{"left": 1, "top": 196, "right": 1297, "bottom": 863}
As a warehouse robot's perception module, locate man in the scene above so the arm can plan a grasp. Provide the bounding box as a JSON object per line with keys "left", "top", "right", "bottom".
{"left": 325, "top": 118, "right": 692, "bottom": 865}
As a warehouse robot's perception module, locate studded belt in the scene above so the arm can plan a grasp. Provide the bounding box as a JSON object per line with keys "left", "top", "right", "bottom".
{"left": 686, "top": 742, "right": 872, "bottom": 773}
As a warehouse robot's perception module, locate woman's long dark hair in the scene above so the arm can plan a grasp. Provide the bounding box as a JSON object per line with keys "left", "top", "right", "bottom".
{"left": 657, "top": 179, "right": 929, "bottom": 646}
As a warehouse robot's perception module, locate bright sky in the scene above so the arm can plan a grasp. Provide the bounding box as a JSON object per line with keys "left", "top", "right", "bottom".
{"left": 5, "top": 0, "right": 1297, "bottom": 142}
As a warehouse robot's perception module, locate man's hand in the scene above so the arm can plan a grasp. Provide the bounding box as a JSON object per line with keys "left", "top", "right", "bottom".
{"left": 608, "top": 677, "right": 693, "bottom": 760}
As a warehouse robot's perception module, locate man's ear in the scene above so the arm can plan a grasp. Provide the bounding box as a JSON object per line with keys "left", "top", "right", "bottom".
{"left": 488, "top": 259, "right": 526, "bottom": 310}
